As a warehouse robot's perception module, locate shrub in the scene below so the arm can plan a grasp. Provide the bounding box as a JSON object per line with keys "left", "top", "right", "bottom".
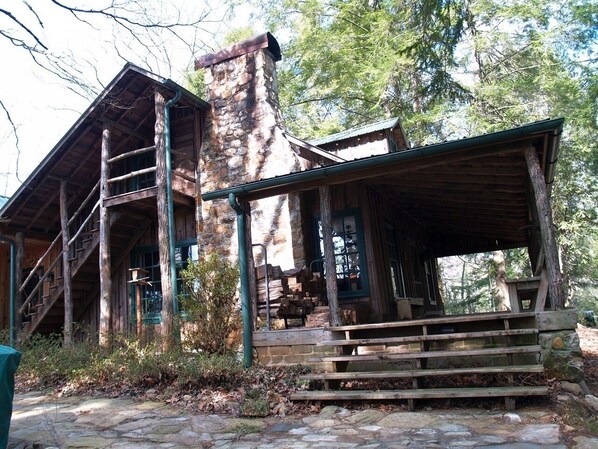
{"left": 179, "top": 253, "right": 241, "bottom": 354}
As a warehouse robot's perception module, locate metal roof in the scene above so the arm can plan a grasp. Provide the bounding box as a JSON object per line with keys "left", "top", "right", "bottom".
{"left": 203, "top": 118, "right": 564, "bottom": 202}
{"left": 0, "top": 196, "right": 7, "bottom": 209}
{"left": 309, "top": 117, "right": 402, "bottom": 147}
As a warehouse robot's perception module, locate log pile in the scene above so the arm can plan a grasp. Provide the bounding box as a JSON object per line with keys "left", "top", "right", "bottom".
{"left": 256, "top": 265, "right": 325, "bottom": 322}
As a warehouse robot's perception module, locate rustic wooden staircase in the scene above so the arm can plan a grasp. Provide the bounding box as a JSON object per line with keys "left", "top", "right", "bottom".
{"left": 291, "top": 312, "right": 547, "bottom": 410}
{"left": 19, "top": 204, "right": 150, "bottom": 339}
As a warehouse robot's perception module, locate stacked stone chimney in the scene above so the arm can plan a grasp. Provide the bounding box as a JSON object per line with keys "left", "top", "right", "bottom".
{"left": 195, "top": 33, "right": 305, "bottom": 269}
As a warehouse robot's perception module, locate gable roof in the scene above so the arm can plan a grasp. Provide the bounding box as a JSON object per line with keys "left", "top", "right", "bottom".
{"left": 0, "top": 64, "right": 208, "bottom": 239}
{"left": 309, "top": 117, "right": 405, "bottom": 147}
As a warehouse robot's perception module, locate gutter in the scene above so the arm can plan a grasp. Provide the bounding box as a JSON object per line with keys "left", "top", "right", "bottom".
{"left": 203, "top": 118, "right": 565, "bottom": 201}
{"left": 228, "top": 193, "right": 252, "bottom": 368}
{"left": 0, "top": 235, "right": 16, "bottom": 347}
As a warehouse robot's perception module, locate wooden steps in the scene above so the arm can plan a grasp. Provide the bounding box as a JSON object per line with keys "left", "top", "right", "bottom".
{"left": 291, "top": 386, "right": 548, "bottom": 401}
{"left": 300, "top": 364, "right": 544, "bottom": 381}
{"left": 292, "top": 312, "right": 546, "bottom": 410}
{"left": 318, "top": 328, "right": 538, "bottom": 347}
{"left": 312, "top": 345, "right": 541, "bottom": 363}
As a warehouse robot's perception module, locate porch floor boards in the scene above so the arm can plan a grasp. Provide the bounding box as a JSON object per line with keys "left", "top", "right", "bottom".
{"left": 291, "top": 312, "right": 545, "bottom": 410}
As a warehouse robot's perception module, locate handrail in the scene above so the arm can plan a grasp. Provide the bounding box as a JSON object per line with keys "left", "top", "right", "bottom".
{"left": 107, "top": 167, "right": 156, "bottom": 184}
{"left": 67, "top": 180, "right": 100, "bottom": 227}
{"left": 107, "top": 145, "right": 155, "bottom": 164}
{"left": 19, "top": 251, "right": 63, "bottom": 314}
{"left": 19, "top": 232, "right": 61, "bottom": 293}
{"left": 68, "top": 200, "right": 100, "bottom": 246}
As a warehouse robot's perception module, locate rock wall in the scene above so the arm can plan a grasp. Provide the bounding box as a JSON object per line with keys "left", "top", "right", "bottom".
{"left": 199, "top": 45, "right": 305, "bottom": 269}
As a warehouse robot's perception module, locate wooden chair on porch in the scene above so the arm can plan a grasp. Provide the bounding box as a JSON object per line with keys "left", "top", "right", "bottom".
{"left": 506, "top": 268, "right": 549, "bottom": 312}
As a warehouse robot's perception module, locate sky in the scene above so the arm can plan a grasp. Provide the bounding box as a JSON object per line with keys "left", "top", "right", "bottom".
{"left": 0, "top": 1, "right": 251, "bottom": 197}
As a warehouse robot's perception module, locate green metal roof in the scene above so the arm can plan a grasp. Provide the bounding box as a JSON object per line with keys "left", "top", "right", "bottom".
{"left": 309, "top": 117, "right": 401, "bottom": 147}
{"left": 202, "top": 118, "right": 564, "bottom": 202}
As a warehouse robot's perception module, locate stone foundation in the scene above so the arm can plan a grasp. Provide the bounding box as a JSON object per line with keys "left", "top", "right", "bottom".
{"left": 252, "top": 328, "right": 339, "bottom": 372}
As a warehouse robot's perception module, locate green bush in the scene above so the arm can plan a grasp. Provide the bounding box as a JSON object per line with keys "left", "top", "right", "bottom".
{"left": 179, "top": 254, "right": 241, "bottom": 354}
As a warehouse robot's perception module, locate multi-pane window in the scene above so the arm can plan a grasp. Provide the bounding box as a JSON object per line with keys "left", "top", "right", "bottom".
{"left": 133, "top": 242, "right": 198, "bottom": 322}
{"left": 316, "top": 209, "right": 368, "bottom": 297}
{"left": 385, "top": 223, "right": 406, "bottom": 298}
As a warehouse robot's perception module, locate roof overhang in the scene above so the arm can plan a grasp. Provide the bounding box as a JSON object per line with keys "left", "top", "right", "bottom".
{"left": 203, "top": 118, "right": 564, "bottom": 257}
{"left": 0, "top": 64, "right": 209, "bottom": 239}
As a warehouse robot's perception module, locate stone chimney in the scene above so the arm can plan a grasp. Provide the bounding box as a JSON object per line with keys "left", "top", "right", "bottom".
{"left": 195, "top": 33, "right": 305, "bottom": 268}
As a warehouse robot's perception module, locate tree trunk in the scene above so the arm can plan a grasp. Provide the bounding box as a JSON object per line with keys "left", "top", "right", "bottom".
{"left": 492, "top": 250, "right": 509, "bottom": 311}
{"left": 99, "top": 123, "right": 112, "bottom": 348}
{"left": 524, "top": 145, "right": 564, "bottom": 309}
{"left": 155, "top": 88, "right": 175, "bottom": 351}
{"left": 319, "top": 185, "right": 341, "bottom": 326}
{"left": 60, "top": 180, "right": 74, "bottom": 346}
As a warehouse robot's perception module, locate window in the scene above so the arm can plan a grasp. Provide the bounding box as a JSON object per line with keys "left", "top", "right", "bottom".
{"left": 131, "top": 241, "right": 198, "bottom": 323}
{"left": 127, "top": 152, "right": 156, "bottom": 192}
{"left": 424, "top": 259, "right": 438, "bottom": 305}
{"left": 315, "top": 209, "right": 369, "bottom": 297}
{"left": 385, "top": 223, "right": 406, "bottom": 298}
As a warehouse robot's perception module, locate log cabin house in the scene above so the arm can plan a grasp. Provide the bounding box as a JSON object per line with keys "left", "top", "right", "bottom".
{"left": 0, "top": 33, "right": 579, "bottom": 408}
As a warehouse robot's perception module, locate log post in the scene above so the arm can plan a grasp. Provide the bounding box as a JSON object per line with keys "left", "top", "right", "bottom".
{"left": 60, "top": 180, "right": 74, "bottom": 346}
{"left": 155, "top": 88, "right": 175, "bottom": 351}
{"left": 319, "top": 185, "right": 341, "bottom": 326}
{"left": 14, "top": 232, "right": 24, "bottom": 337}
{"left": 99, "top": 123, "right": 112, "bottom": 347}
{"left": 524, "top": 145, "right": 564, "bottom": 309}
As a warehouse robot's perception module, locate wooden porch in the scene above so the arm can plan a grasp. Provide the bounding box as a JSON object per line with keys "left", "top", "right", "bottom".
{"left": 254, "top": 310, "right": 576, "bottom": 410}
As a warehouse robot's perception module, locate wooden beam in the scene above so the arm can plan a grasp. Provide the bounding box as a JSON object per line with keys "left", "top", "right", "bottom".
{"left": 155, "top": 88, "right": 175, "bottom": 351}
{"left": 60, "top": 180, "right": 74, "bottom": 346}
{"left": 107, "top": 167, "right": 156, "bottom": 184}
{"left": 14, "top": 232, "right": 24, "bottom": 335}
{"left": 524, "top": 145, "right": 564, "bottom": 309}
{"left": 99, "top": 123, "right": 112, "bottom": 347}
{"left": 107, "top": 145, "right": 155, "bottom": 164}
{"left": 319, "top": 185, "right": 341, "bottom": 326}
{"left": 103, "top": 118, "right": 148, "bottom": 141}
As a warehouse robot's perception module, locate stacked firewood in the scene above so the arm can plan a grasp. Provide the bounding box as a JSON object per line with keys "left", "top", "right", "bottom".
{"left": 256, "top": 265, "right": 325, "bottom": 322}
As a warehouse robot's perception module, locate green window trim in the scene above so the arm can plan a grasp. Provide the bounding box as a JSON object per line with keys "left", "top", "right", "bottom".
{"left": 130, "top": 239, "right": 198, "bottom": 324}
{"left": 314, "top": 207, "right": 369, "bottom": 299}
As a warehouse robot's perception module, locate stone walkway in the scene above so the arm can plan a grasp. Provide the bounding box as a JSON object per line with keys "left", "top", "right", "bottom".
{"left": 7, "top": 392, "right": 598, "bottom": 449}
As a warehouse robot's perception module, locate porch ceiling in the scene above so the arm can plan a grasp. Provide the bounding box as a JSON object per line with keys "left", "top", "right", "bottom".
{"left": 202, "top": 118, "right": 563, "bottom": 258}
{"left": 368, "top": 150, "right": 532, "bottom": 257}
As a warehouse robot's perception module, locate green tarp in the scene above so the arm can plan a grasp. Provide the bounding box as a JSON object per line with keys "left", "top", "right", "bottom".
{"left": 0, "top": 346, "right": 21, "bottom": 449}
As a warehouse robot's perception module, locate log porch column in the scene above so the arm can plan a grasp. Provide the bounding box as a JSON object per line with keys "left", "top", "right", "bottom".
{"left": 60, "top": 180, "right": 74, "bottom": 345}
{"left": 99, "top": 123, "right": 112, "bottom": 347}
{"left": 14, "top": 232, "right": 24, "bottom": 337}
{"left": 319, "top": 185, "right": 341, "bottom": 326}
{"left": 155, "top": 89, "right": 175, "bottom": 351}
{"left": 524, "top": 145, "right": 564, "bottom": 309}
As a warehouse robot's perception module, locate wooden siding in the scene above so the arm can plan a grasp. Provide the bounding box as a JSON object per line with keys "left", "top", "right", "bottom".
{"left": 301, "top": 182, "right": 442, "bottom": 324}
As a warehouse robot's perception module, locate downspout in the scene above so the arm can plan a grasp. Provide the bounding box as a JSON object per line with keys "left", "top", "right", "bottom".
{"left": 0, "top": 236, "right": 16, "bottom": 347}
{"left": 228, "top": 193, "right": 252, "bottom": 368}
{"left": 164, "top": 89, "right": 181, "bottom": 315}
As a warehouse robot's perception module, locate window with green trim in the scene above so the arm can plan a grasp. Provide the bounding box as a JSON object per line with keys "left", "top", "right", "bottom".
{"left": 127, "top": 152, "right": 156, "bottom": 192}
{"left": 385, "top": 222, "right": 406, "bottom": 298}
{"left": 131, "top": 241, "right": 198, "bottom": 323}
{"left": 315, "top": 209, "right": 369, "bottom": 298}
